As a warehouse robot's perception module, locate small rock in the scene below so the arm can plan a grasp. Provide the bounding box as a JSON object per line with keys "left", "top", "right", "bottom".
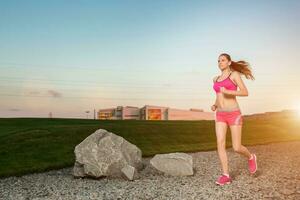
{"left": 281, "top": 188, "right": 295, "bottom": 195}
{"left": 150, "top": 152, "right": 193, "bottom": 176}
{"left": 121, "top": 165, "right": 137, "bottom": 181}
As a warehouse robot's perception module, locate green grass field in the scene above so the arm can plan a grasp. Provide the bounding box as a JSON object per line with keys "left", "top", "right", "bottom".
{"left": 1, "top": 116, "right": 300, "bottom": 178}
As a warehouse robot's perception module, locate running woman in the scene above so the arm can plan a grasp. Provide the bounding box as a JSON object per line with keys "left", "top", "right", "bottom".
{"left": 212, "top": 53, "right": 257, "bottom": 186}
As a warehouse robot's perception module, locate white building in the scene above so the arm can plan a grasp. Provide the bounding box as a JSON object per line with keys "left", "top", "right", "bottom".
{"left": 98, "top": 104, "right": 214, "bottom": 120}
{"left": 98, "top": 106, "right": 140, "bottom": 120}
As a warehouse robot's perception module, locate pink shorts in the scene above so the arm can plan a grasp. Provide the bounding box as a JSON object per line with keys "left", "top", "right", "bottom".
{"left": 215, "top": 109, "right": 243, "bottom": 125}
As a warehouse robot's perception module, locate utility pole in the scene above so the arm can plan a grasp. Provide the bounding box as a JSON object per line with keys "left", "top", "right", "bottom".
{"left": 49, "top": 112, "right": 52, "bottom": 119}
{"left": 94, "top": 109, "right": 96, "bottom": 120}
{"left": 85, "top": 111, "right": 90, "bottom": 119}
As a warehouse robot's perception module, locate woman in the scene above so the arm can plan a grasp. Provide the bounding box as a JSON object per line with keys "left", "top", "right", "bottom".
{"left": 212, "top": 53, "right": 257, "bottom": 186}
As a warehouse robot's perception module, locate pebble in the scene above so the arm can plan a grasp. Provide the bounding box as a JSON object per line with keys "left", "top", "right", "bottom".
{"left": 0, "top": 141, "right": 300, "bottom": 200}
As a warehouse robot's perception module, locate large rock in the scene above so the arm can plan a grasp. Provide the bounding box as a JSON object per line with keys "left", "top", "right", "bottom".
{"left": 73, "top": 129, "right": 143, "bottom": 179}
{"left": 150, "top": 152, "right": 193, "bottom": 176}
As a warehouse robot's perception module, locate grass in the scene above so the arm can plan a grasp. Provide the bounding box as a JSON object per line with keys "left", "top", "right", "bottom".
{"left": 0, "top": 116, "right": 300, "bottom": 178}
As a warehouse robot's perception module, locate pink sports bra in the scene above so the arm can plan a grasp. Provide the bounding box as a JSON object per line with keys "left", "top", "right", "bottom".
{"left": 213, "top": 72, "right": 237, "bottom": 93}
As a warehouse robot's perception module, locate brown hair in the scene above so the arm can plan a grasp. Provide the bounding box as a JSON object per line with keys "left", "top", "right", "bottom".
{"left": 220, "top": 53, "right": 255, "bottom": 80}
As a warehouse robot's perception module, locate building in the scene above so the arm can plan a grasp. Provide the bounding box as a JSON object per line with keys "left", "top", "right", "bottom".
{"left": 140, "top": 105, "right": 169, "bottom": 120}
{"left": 98, "top": 106, "right": 140, "bottom": 120}
{"left": 97, "top": 107, "right": 116, "bottom": 120}
{"left": 98, "top": 104, "right": 214, "bottom": 120}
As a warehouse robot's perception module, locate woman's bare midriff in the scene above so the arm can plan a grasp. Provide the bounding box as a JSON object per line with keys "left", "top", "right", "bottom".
{"left": 216, "top": 93, "right": 240, "bottom": 109}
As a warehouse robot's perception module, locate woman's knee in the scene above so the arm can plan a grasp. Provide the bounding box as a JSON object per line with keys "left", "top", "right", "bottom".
{"left": 217, "top": 140, "right": 226, "bottom": 149}
{"left": 233, "top": 145, "right": 242, "bottom": 152}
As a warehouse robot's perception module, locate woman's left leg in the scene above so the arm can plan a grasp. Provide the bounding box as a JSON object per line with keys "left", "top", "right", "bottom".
{"left": 230, "top": 124, "right": 258, "bottom": 174}
{"left": 229, "top": 124, "right": 252, "bottom": 159}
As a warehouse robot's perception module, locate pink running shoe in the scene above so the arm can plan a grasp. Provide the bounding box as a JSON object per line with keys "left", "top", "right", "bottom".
{"left": 248, "top": 154, "right": 257, "bottom": 174}
{"left": 215, "top": 174, "right": 232, "bottom": 185}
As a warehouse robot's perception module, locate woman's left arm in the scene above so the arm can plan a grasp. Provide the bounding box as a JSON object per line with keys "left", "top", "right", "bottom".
{"left": 223, "top": 72, "right": 249, "bottom": 96}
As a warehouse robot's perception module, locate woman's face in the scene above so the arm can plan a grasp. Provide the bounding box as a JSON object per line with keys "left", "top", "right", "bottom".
{"left": 218, "top": 55, "right": 231, "bottom": 70}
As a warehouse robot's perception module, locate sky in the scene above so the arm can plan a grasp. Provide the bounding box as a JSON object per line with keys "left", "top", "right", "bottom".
{"left": 0, "top": 0, "right": 300, "bottom": 118}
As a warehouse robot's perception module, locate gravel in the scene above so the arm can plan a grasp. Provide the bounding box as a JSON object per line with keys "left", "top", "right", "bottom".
{"left": 1, "top": 141, "right": 300, "bottom": 200}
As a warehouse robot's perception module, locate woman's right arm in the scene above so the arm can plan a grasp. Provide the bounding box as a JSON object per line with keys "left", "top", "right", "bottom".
{"left": 211, "top": 98, "right": 218, "bottom": 111}
{"left": 212, "top": 76, "right": 218, "bottom": 109}
{"left": 213, "top": 98, "right": 218, "bottom": 107}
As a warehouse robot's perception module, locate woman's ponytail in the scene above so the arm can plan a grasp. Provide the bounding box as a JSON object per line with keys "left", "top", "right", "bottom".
{"left": 220, "top": 53, "right": 255, "bottom": 80}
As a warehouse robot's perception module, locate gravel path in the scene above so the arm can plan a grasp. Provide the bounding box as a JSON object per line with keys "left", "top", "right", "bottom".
{"left": 1, "top": 141, "right": 300, "bottom": 200}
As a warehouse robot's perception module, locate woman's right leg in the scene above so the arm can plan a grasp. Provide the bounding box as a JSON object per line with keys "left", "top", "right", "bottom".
{"left": 215, "top": 121, "right": 229, "bottom": 175}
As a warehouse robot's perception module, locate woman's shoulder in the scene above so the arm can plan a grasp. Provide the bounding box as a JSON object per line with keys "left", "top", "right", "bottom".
{"left": 230, "top": 71, "right": 243, "bottom": 80}
{"left": 231, "top": 71, "right": 241, "bottom": 76}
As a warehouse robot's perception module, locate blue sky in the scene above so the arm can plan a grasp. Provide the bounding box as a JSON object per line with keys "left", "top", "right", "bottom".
{"left": 1, "top": 0, "right": 300, "bottom": 118}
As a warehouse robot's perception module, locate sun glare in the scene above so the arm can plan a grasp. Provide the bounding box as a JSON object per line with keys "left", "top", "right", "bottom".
{"left": 296, "top": 104, "right": 300, "bottom": 118}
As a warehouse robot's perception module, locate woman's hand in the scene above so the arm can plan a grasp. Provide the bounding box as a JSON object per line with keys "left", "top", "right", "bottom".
{"left": 211, "top": 104, "right": 217, "bottom": 111}
{"left": 220, "top": 87, "right": 229, "bottom": 94}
